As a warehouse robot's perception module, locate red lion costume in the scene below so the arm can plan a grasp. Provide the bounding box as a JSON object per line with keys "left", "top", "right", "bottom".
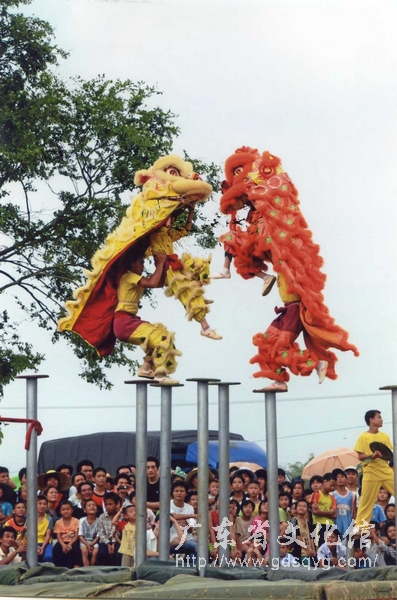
{"left": 220, "top": 147, "right": 359, "bottom": 385}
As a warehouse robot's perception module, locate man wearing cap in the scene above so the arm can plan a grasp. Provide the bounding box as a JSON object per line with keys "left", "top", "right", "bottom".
{"left": 354, "top": 410, "right": 394, "bottom": 528}
{"left": 345, "top": 466, "right": 360, "bottom": 496}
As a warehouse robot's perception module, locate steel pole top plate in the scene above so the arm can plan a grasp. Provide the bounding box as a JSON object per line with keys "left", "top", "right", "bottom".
{"left": 16, "top": 374, "right": 49, "bottom": 380}
{"left": 380, "top": 385, "right": 397, "bottom": 391}
{"left": 209, "top": 382, "right": 241, "bottom": 386}
{"left": 124, "top": 379, "right": 154, "bottom": 385}
{"left": 186, "top": 378, "right": 221, "bottom": 383}
{"left": 253, "top": 387, "right": 288, "bottom": 394}
{"left": 150, "top": 383, "right": 184, "bottom": 388}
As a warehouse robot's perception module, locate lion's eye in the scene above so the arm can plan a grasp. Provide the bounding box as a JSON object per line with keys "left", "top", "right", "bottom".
{"left": 165, "top": 167, "right": 180, "bottom": 176}
{"left": 232, "top": 166, "right": 243, "bottom": 177}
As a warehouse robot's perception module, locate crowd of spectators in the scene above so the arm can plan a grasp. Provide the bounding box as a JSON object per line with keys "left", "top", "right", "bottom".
{"left": 0, "top": 459, "right": 395, "bottom": 569}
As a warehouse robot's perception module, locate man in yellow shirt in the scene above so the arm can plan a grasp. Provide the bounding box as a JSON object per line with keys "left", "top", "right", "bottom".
{"left": 354, "top": 410, "right": 394, "bottom": 527}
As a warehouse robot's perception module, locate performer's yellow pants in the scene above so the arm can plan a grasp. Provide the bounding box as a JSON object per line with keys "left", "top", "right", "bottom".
{"left": 128, "top": 322, "right": 181, "bottom": 375}
{"left": 355, "top": 476, "right": 395, "bottom": 527}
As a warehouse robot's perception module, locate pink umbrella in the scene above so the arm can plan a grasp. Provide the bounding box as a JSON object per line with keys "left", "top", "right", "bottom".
{"left": 301, "top": 447, "right": 359, "bottom": 479}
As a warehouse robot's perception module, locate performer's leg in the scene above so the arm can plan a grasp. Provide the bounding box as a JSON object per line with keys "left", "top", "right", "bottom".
{"left": 255, "top": 270, "right": 277, "bottom": 297}
{"left": 355, "top": 478, "right": 382, "bottom": 527}
{"left": 251, "top": 303, "right": 317, "bottom": 383}
{"left": 200, "top": 317, "right": 222, "bottom": 340}
{"left": 165, "top": 256, "right": 222, "bottom": 340}
{"left": 212, "top": 251, "right": 233, "bottom": 279}
{"left": 128, "top": 322, "right": 181, "bottom": 379}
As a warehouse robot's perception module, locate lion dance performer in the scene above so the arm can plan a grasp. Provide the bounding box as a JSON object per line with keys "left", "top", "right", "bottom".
{"left": 58, "top": 155, "right": 217, "bottom": 384}
{"left": 218, "top": 147, "right": 359, "bottom": 391}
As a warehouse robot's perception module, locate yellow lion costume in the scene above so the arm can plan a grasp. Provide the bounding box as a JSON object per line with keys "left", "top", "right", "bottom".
{"left": 58, "top": 155, "right": 213, "bottom": 360}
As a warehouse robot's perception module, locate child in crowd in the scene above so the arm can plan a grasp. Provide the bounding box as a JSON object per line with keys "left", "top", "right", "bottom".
{"left": 0, "top": 484, "right": 14, "bottom": 525}
{"left": 384, "top": 503, "right": 395, "bottom": 523}
{"left": 279, "top": 491, "right": 291, "bottom": 523}
{"left": 353, "top": 538, "right": 372, "bottom": 568}
{"left": 291, "top": 480, "right": 305, "bottom": 503}
{"left": 208, "top": 480, "right": 219, "bottom": 507}
{"left": 317, "top": 529, "right": 346, "bottom": 568}
{"left": 383, "top": 522, "right": 397, "bottom": 565}
{"left": 332, "top": 468, "right": 356, "bottom": 538}
{"left": 234, "top": 499, "right": 255, "bottom": 553}
{"left": 4, "top": 501, "right": 27, "bottom": 540}
{"left": 255, "top": 469, "right": 267, "bottom": 500}
{"left": 37, "top": 495, "right": 53, "bottom": 562}
{"left": 244, "top": 500, "right": 269, "bottom": 567}
{"left": 17, "top": 484, "right": 27, "bottom": 504}
{"left": 229, "top": 474, "right": 247, "bottom": 510}
{"left": 246, "top": 480, "right": 261, "bottom": 516}
{"left": 98, "top": 493, "right": 122, "bottom": 566}
{"left": 366, "top": 521, "right": 388, "bottom": 567}
{"left": 289, "top": 499, "right": 316, "bottom": 565}
{"left": 229, "top": 499, "right": 240, "bottom": 524}
{"left": 371, "top": 502, "right": 386, "bottom": 528}
{"left": 289, "top": 502, "right": 298, "bottom": 518}
{"left": 279, "top": 537, "right": 299, "bottom": 567}
{"left": 53, "top": 501, "right": 81, "bottom": 568}
{"left": 312, "top": 473, "right": 337, "bottom": 547}
{"left": 116, "top": 505, "right": 136, "bottom": 567}
{"left": 79, "top": 499, "right": 99, "bottom": 566}
{"left": 377, "top": 487, "right": 392, "bottom": 512}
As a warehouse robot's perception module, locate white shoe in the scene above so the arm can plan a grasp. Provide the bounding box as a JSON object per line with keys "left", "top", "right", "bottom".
{"left": 211, "top": 271, "right": 231, "bottom": 279}
{"left": 262, "top": 275, "right": 276, "bottom": 297}
{"left": 153, "top": 374, "right": 180, "bottom": 385}
{"left": 201, "top": 328, "right": 222, "bottom": 340}
{"left": 316, "top": 360, "right": 328, "bottom": 384}
{"left": 137, "top": 366, "right": 155, "bottom": 379}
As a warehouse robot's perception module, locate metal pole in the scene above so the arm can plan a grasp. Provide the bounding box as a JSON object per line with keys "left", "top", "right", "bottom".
{"left": 210, "top": 382, "right": 240, "bottom": 567}
{"left": 380, "top": 384, "right": 397, "bottom": 566}
{"left": 254, "top": 385, "right": 287, "bottom": 564}
{"left": 151, "top": 382, "right": 183, "bottom": 561}
{"left": 125, "top": 379, "right": 152, "bottom": 568}
{"left": 187, "top": 378, "right": 220, "bottom": 575}
{"left": 16, "top": 374, "right": 48, "bottom": 568}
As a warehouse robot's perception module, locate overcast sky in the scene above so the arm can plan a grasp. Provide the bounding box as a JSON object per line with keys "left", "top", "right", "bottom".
{"left": 2, "top": 0, "right": 397, "bottom": 477}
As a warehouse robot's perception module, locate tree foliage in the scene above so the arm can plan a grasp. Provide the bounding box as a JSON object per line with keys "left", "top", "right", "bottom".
{"left": 284, "top": 453, "right": 315, "bottom": 481}
{"left": 0, "top": 1, "right": 221, "bottom": 394}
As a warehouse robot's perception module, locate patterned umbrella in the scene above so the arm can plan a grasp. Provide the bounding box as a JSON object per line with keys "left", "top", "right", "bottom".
{"left": 301, "top": 447, "right": 359, "bottom": 479}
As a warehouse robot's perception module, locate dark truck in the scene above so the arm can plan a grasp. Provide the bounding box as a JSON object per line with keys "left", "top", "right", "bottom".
{"left": 38, "top": 430, "right": 245, "bottom": 475}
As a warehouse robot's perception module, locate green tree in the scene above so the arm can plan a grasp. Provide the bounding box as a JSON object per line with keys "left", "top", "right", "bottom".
{"left": 0, "top": 1, "right": 221, "bottom": 395}
{"left": 284, "top": 453, "right": 315, "bottom": 481}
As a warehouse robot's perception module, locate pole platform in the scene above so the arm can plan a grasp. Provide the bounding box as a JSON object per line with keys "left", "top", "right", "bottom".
{"left": 209, "top": 382, "right": 241, "bottom": 386}
{"left": 124, "top": 379, "right": 154, "bottom": 385}
{"left": 253, "top": 387, "right": 287, "bottom": 393}
{"left": 150, "top": 383, "right": 184, "bottom": 388}
{"left": 16, "top": 374, "right": 49, "bottom": 379}
{"left": 380, "top": 385, "right": 397, "bottom": 390}
{"left": 186, "top": 377, "right": 221, "bottom": 382}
